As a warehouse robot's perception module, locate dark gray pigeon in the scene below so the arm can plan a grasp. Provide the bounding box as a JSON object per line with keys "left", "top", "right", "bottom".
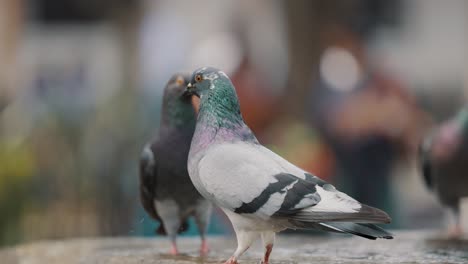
{"left": 185, "top": 67, "right": 392, "bottom": 264}
{"left": 420, "top": 106, "right": 468, "bottom": 237}
{"left": 139, "top": 74, "right": 212, "bottom": 255}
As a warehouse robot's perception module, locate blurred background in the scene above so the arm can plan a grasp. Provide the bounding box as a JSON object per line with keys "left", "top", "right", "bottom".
{"left": 0, "top": 0, "right": 467, "bottom": 247}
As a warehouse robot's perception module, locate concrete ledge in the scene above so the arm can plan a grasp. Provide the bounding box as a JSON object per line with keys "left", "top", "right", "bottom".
{"left": 1, "top": 231, "right": 468, "bottom": 263}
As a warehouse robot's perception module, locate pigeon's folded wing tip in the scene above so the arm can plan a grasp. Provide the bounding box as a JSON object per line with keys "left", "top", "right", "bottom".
{"left": 280, "top": 202, "right": 392, "bottom": 225}
{"left": 358, "top": 204, "right": 392, "bottom": 224}
{"left": 297, "top": 222, "right": 394, "bottom": 240}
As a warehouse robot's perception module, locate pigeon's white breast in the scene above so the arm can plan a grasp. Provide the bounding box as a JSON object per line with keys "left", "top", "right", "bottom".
{"left": 187, "top": 148, "right": 213, "bottom": 200}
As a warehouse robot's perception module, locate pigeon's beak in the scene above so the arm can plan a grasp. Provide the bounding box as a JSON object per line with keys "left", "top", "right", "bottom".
{"left": 184, "top": 82, "right": 199, "bottom": 97}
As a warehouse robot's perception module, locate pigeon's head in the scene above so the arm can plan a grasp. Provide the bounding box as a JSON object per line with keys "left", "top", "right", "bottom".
{"left": 186, "top": 67, "right": 242, "bottom": 124}
{"left": 164, "top": 73, "right": 192, "bottom": 103}
{"left": 186, "top": 67, "right": 231, "bottom": 98}
{"left": 161, "top": 73, "right": 196, "bottom": 127}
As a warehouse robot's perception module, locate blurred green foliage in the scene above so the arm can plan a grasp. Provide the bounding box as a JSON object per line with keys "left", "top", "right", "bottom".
{"left": 0, "top": 87, "right": 160, "bottom": 246}
{"left": 0, "top": 141, "right": 35, "bottom": 244}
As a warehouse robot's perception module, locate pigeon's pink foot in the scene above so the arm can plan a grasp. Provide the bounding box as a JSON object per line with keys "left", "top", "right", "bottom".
{"left": 223, "top": 256, "right": 238, "bottom": 264}
{"left": 447, "top": 224, "right": 463, "bottom": 239}
{"left": 169, "top": 243, "right": 179, "bottom": 255}
{"left": 200, "top": 239, "right": 209, "bottom": 256}
{"left": 261, "top": 244, "right": 273, "bottom": 264}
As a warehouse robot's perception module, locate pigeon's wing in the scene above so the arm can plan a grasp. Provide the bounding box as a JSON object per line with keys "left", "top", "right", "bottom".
{"left": 197, "top": 143, "right": 283, "bottom": 219}
{"left": 139, "top": 144, "right": 161, "bottom": 221}
{"left": 139, "top": 142, "right": 191, "bottom": 236}
{"left": 198, "top": 142, "right": 391, "bottom": 223}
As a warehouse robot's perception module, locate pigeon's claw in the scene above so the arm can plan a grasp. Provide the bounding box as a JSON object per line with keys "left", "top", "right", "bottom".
{"left": 447, "top": 224, "right": 463, "bottom": 239}
{"left": 261, "top": 244, "right": 273, "bottom": 264}
{"left": 169, "top": 243, "right": 179, "bottom": 255}
{"left": 200, "top": 239, "right": 209, "bottom": 256}
{"left": 224, "top": 256, "right": 239, "bottom": 264}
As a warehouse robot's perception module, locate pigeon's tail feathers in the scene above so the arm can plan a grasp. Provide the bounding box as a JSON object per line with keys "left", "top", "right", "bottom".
{"left": 178, "top": 220, "right": 189, "bottom": 234}
{"left": 289, "top": 221, "right": 393, "bottom": 240}
{"left": 155, "top": 221, "right": 189, "bottom": 236}
{"left": 419, "top": 137, "right": 434, "bottom": 189}
{"left": 319, "top": 222, "right": 393, "bottom": 240}
{"left": 289, "top": 203, "right": 392, "bottom": 224}
{"left": 156, "top": 223, "right": 166, "bottom": 235}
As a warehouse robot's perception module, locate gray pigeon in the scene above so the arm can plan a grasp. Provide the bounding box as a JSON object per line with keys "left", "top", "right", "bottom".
{"left": 420, "top": 106, "right": 468, "bottom": 237}
{"left": 185, "top": 67, "right": 393, "bottom": 264}
{"left": 139, "top": 74, "right": 212, "bottom": 255}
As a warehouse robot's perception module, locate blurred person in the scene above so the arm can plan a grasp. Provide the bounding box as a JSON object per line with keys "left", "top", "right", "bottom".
{"left": 308, "top": 26, "right": 427, "bottom": 225}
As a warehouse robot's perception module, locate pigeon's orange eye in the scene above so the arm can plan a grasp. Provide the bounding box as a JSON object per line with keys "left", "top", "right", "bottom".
{"left": 195, "top": 74, "right": 203, "bottom": 83}
{"left": 175, "top": 76, "right": 184, "bottom": 86}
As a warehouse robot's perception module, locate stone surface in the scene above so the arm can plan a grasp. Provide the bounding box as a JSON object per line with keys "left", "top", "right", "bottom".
{"left": 1, "top": 231, "right": 468, "bottom": 263}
